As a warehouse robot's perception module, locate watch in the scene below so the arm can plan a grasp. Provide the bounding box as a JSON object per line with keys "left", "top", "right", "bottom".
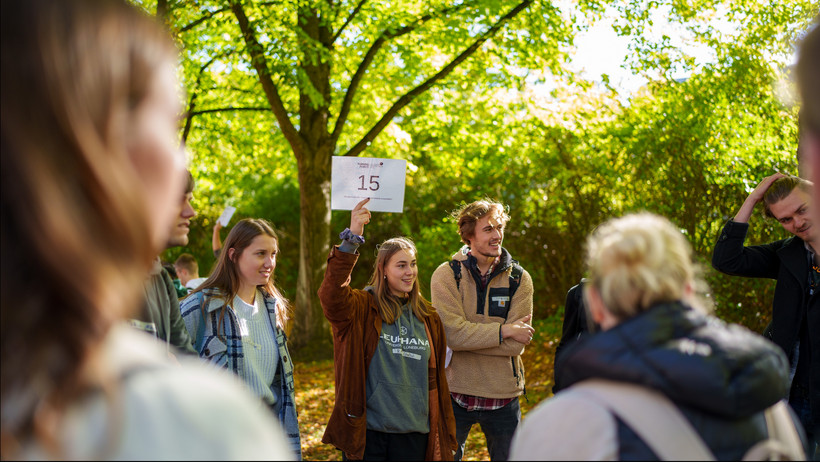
{"left": 339, "top": 228, "right": 365, "bottom": 244}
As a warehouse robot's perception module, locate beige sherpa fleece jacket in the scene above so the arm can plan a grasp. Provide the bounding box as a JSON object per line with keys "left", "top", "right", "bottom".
{"left": 430, "top": 245, "right": 534, "bottom": 399}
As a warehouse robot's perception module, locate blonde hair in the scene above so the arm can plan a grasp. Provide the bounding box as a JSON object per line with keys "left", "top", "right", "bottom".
{"left": 1, "top": 0, "right": 177, "bottom": 457}
{"left": 367, "top": 237, "right": 435, "bottom": 324}
{"left": 584, "top": 213, "right": 711, "bottom": 321}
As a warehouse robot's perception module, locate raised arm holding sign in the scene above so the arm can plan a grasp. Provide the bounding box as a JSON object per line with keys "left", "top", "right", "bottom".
{"left": 331, "top": 156, "right": 407, "bottom": 213}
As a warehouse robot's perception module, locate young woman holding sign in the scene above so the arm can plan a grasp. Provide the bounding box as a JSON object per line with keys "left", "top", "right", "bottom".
{"left": 318, "top": 198, "right": 457, "bottom": 461}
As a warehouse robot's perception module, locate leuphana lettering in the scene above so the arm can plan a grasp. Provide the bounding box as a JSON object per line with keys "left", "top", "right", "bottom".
{"left": 381, "top": 333, "right": 430, "bottom": 346}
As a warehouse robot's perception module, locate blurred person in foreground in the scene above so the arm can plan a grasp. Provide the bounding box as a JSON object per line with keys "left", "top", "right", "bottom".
{"left": 797, "top": 20, "right": 820, "bottom": 460}
{"left": 510, "top": 213, "right": 801, "bottom": 460}
{"left": 0, "top": 0, "right": 293, "bottom": 459}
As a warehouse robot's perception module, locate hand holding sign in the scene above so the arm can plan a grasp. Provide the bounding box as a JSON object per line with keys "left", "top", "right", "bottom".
{"left": 350, "top": 198, "right": 371, "bottom": 236}
{"left": 331, "top": 156, "right": 406, "bottom": 213}
{"left": 217, "top": 205, "right": 236, "bottom": 227}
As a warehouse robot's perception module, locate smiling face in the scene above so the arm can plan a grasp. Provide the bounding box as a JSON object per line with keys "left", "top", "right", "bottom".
{"left": 384, "top": 248, "right": 418, "bottom": 297}
{"left": 469, "top": 212, "right": 505, "bottom": 260}
{"left": 769, "top": 188, "right": 815, "bottom": 243}
{"left": 231, "top": 234, "right": 278, "bottom": 290}
{"left": 167, "top": 190, "right": 196, "bottom": 248}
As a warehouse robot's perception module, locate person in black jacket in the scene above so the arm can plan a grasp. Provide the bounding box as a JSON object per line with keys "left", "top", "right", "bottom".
{"left": 511, "top": 212, "right": 801, "bottom": 460}
{"left": 552, "top": 279, "right": 600, "bottom": 393}
{"left": 712, "top": 173, "right": 819, "bottom": 458}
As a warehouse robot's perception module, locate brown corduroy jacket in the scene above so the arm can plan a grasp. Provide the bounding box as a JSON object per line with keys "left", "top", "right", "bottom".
{"left": 317, "top": 246, "right": 457, "bottom": 460}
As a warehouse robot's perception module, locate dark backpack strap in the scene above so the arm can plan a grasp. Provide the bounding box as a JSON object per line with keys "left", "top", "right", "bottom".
{"left": 449, "top": 260, "right": 462, "bottom": 290}
{"left": 509, "top": 263, "right": 523, "bottom": 301}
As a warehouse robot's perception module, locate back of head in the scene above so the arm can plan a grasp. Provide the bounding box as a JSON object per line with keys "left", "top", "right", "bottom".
{"left": 174, "top": 253, "right": 199, "bottom": 277}
{"left": 762, "top": 175, "right": 811, "bottom": 218}
{"left": 1, "top": 0, "right": 177, "bottom": 456}
{"left": 453, "top": 198, "right": 510, "bottom": 246}
{"left": 584, "top": 213, "right": 707, "bottom": 321}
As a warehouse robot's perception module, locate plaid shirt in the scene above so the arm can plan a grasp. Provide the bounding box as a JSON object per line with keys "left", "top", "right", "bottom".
{"left": 469, "top": 252, "right": 500, "bottom": 288}
{"left": 451, "top": 392, "right": 516, "bottom": 411}
{"left": 181, "top": 289, "right": 302, "bottom": 460}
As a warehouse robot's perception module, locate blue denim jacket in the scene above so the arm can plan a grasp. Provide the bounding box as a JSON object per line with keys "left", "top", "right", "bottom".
{"left": 180, "top": 289, "right": 302, "bottom": 460}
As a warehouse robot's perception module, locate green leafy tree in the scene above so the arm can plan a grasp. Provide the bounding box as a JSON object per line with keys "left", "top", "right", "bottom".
{"left": 144, "top": 0, "right": 577, "bottom": 348}
{"left": 141, "top": 0, "right": 817, "bottom": 354}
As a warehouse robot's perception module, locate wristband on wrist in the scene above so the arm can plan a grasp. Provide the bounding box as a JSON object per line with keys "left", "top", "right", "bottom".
{"left": 339, "top": 228, "right": 365, "bottom": 244}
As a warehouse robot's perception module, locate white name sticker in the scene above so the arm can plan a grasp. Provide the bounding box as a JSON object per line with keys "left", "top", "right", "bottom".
{"left": 492, "top": 296, "right": 510, "bottom": 307}
{"left": 331, "top": 156, "right": 406, "bottom": 213}
{"left": 217, "top": 205, "right": 236, "bottom": 227}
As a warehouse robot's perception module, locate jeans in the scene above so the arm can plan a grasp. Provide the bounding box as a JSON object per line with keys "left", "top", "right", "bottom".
{"left": 342, "top": 429, "right": 427, "bottom": 461}
{"left": 451, "top": 397, "right": 521, "bottom": 461}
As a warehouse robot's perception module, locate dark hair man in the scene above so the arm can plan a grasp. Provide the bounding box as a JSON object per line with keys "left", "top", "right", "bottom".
{"left": 430, "top": 199, "right": 535, "bottom": 461}
{"left": 712, "top": 173, "right": 818, "bottom": 457}
{"left": 130, "top": 170, "right": 197, "bottom": 357}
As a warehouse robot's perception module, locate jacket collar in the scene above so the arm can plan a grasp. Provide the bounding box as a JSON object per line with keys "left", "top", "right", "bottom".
{"left": 197, "top": 287, "right": 275, "bottom": 313}
{"left": 557, "top": 301, "right": 789, "bottom": 418}
{"left": 453, "top": 246, "right": 514, "bottom": 278}
{"left": 777, "top": 236, "right": 810, "bottom": 288}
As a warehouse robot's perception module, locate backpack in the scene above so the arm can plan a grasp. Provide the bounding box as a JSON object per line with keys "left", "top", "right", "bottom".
{"left": 572, "top": 379, "right": 805, "bottom": 461}
{"left": 449, "top": 259, "right": 524, "bottom": 302}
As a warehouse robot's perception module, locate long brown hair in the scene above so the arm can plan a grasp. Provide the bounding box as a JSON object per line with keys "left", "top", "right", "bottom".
{"left": 1, "top": 0, "right": 177, "bottom": 457}
{"left": 367, "top": 237, "right": 435, "bottom": 324}
{"left": 189, "top": 218, "right": 291, "bottom": 335}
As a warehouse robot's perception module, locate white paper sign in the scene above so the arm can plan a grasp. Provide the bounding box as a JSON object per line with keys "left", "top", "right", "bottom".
{"left": 331, "top": 156, "right": 406, "bottom": 213}
{"left": 217, "top": 205, "right": 236, "bottom": 227}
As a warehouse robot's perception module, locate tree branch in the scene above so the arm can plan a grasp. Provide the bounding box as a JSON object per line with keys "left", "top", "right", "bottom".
{"left": 182, "top": 52, "right": 231, "bottom": 144}
{"left": 180, "top": 7, "right": 230, "bottom": 33}
{"left": 330, "top": 0, "right": 474, "bottom": 144}
{"left": 189, "top": 106, "right": 272, "bottom": 116}
{"left": 342, "top": 0, "right": 534, "bottom": 157}
{"left": 230, "top": 0, "right": 306, "bottom": 155}
{"left": 330, "top": 0, "right": 367, "bottom": 44}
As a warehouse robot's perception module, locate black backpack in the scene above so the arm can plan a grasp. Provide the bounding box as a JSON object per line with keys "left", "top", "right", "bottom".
{"left": 449, "top": 259, "right": 524, "bottom": 303}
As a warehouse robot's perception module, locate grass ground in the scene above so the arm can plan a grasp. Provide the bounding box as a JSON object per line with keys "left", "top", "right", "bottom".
{"left": 294, "top": 316, "right": 562, "bottom": 461}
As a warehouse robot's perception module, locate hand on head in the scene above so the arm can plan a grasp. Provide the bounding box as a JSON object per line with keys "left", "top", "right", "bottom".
{"left": 750, "top": 172, "right": 787, "bottom": 203}
{"left": 350, "top": 198, "right": 371, "bottom": 236}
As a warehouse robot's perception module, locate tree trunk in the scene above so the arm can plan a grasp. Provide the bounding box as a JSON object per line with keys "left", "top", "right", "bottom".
{"left": 292, "top": 148, "right": 333, "bottom": 349}
{"left": 290, "top": 6, "right": 334, "bottom": 350}
{"left": 226, "top": 0, "right": 534, "bottom": 351}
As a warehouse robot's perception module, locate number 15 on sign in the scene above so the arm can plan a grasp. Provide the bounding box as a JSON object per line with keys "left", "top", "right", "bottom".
{"left": 331, "top": 156, "right": 407, "bottom": 213}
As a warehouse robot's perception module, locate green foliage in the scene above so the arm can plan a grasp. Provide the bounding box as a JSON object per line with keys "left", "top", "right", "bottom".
{"left": 142, "top": 0, "right": 812, "bottom": 348}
